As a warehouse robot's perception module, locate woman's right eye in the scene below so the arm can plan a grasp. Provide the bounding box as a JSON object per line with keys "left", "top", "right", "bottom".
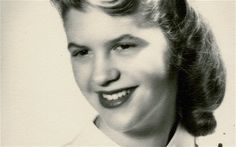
{"left": 72, "top": 49, "right": 90, "bottom": 57}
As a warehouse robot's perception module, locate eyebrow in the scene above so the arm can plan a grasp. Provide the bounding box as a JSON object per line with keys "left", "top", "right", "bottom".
{"left": 105, "top": 34, "right": 148, "bottom": 47}
{"left": 68, "top": 43, "right": 87, "bottom": 51}
{"left": 67, "top": 34, "right": 148, "bottom": 50}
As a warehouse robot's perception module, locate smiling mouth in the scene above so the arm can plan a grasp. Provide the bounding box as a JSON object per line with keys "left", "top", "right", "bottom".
{"left": 98, "top": 86, "right": 138, "bottom": 109}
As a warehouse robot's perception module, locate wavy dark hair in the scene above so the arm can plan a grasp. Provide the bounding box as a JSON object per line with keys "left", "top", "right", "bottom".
{"left": 51, "top": 0, "right": 226, "bottom": 137}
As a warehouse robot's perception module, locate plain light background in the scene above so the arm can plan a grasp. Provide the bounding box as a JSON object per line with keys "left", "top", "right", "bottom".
{"left": 1, "top": 0, "right": 235, "bottom": 146}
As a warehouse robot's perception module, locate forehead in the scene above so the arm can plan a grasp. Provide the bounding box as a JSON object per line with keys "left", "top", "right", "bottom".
{"left": 65, "top": 8, "right": 133, "bottom": 35}
{"left": 64, "top": 8, "right": 133, "bottom": 45}
{"left": 64, "top": 7, "right": 159, "bottom": 43}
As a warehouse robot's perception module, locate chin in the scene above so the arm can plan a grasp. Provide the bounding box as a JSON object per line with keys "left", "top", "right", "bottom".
{"left": 104, "top": 115, "right": 138, "bottom": 132}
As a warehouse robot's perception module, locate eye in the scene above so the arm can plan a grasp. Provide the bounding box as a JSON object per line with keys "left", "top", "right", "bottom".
{"left": 72, "top": 49, "right": 90, "bottom": 57}
{"left": 114, "top": 43, "right": 137, "bottom": 52}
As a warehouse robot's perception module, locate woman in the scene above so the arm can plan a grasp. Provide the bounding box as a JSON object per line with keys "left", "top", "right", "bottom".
{"left": 52, "top": 0, "right": 226, "bottom": 146}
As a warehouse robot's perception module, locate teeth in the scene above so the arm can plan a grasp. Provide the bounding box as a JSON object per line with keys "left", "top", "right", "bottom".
{"left": 102, "top": 89, "right": 131, "bottom": 101}
{"left": 121, "top": 91, "right": 125, "bottom": 97}
{"left": 111, "top": 94, "right": 117, "bottom": 100}
{"left": 107, "top": 95, "right": 112, "bottom": 100}
{"left": 118, "top": 93, "right": 122, "bottom": 97}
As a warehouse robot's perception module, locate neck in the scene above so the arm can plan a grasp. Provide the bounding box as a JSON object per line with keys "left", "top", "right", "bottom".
{"left": 95, "top": 116, "right": 178, "bottom": 147}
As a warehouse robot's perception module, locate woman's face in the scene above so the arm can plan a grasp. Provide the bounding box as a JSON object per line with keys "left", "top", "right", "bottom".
{"left": 64, "top": 7, "right": 177, "bottom": 132}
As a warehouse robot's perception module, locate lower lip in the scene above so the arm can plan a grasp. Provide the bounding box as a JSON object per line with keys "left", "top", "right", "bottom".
{"left": 99, "top": 87, "right": 137, "bottom": 109}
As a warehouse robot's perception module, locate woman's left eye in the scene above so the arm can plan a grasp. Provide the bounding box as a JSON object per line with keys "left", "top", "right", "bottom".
{"left": 114, "top": 44, "right": 137, "bottom": 51}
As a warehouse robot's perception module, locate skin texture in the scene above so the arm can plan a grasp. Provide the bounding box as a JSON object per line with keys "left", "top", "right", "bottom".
{"left": 64, "top": 7, "right": 177, "bottom": 146}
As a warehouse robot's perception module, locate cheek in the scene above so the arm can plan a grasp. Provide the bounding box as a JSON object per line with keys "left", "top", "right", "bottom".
{"left": 121, "top": 49, "right": 168, "bottom": 79}
{"left": 71, "top": 61, "right": 92, "bottom": 91}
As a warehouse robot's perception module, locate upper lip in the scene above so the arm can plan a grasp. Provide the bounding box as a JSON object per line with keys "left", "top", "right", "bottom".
{"left": 96, "top": 86, "right": 138, "bottom": 95}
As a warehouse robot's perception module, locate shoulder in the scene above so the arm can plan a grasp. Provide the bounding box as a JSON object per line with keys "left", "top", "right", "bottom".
{"left": 167, "top": 124, "right": 195, "bottom": 147}
{"left": 63, "top": 116, "right": 119, "bottom": 146}
{"left": 167, "top": 124, "right": 225, "bottom": 147}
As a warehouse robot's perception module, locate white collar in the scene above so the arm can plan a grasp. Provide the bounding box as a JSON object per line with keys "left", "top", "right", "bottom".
{"left": 66, "top": 114, "right": 195, "bottom": 147}
{"left": 167, "top": 124, "right": 195, "bottom": 147}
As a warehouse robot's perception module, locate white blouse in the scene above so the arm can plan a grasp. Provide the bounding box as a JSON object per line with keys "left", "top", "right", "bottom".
{"left": 65, "top": 116, "right": 196, "bottom": 147}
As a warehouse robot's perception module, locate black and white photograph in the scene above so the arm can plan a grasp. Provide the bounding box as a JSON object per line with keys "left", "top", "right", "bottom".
{"left": 1, "top": 0, "right": 235, "bottom": 146}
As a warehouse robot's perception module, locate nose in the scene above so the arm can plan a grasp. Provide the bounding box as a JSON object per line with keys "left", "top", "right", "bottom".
{"left": 92, "top": 56, "right": 120, "bottom": 87}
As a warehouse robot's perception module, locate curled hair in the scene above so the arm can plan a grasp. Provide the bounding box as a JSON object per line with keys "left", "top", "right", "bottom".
{"left": 51, "top": 0, "right": 226, "bottom": 137}
{"left": 51, "top": 0, "right": 139, "bottom": 18}
{"left": 152, "top": 0, "right": 226, "bottom": 136}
